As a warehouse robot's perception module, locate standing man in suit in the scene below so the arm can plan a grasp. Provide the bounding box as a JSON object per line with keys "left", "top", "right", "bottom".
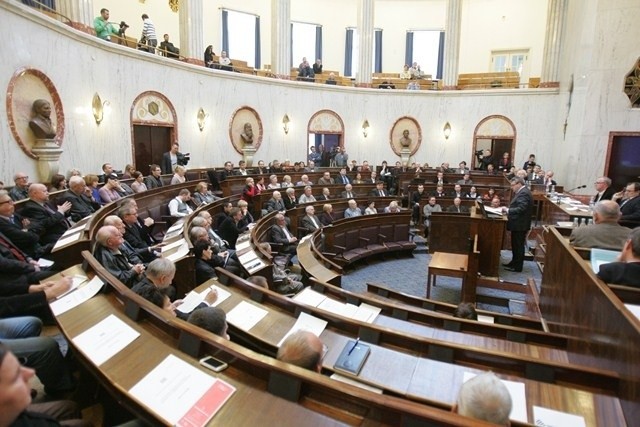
{"left": 162, "top": 142, "right": 180, "bottom": 175}
{"left": 20, "top": 184, "right": 71, "bottom": 246}
{"left": 613, "top": 182, "right": 640, "bottom": 228}
{"left": 592, "top": 177, "right": 616, "bottom": 204}
{"left": 502, "top": 177, "right": 533, "bottom": 272}
{"left": 63, "top": 176, "right": 99, "bottom": 222}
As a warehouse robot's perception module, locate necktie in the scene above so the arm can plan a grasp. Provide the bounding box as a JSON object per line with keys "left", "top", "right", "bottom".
{"left": 282, "top": 226, "right": 293, "bottom": 240}
{"left": 379, "top": 191, "right": 383, "bottom": 197}
{"left": 0, "top": 234, "right": 27, "bottom": 262}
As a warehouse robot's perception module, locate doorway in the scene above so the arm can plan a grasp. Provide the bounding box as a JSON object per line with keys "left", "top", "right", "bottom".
{"left": 307, "top": 110, "right": 345, "bottom": 167}
{"left": 472, "top": 116, "right": 516, "bottom": 170}
{"left": 133, "top": 125, "right": 173, "bottom": 173}
{"left": 606, "top": 132, "right": 640, "bottom": 191}
{"left": 308, "top": 134, "right": 341, "bottom": 167}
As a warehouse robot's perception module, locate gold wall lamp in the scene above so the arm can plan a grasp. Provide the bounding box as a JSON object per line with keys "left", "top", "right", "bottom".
{"left": 282, "top": 114, "right": 290, "bottom": 134}
{"left": 92, "top": 93, "right": 110, "bottom": 125}
{"left": 443, "top": 121, "right": 452, "bottom": 140}
{"left": 362, "top": 120, "right": 370, "bottom": 138}
{"left": 197, "top": 107, "right": 209, "bottom": 132}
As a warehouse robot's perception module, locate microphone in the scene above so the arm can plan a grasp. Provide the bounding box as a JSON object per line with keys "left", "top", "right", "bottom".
{"left": 566, "top": 184, "right": 587, "bottom": 193}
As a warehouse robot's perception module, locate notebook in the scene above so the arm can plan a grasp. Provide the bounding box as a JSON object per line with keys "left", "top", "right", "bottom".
{"left": 333, "top": 340, "right": 371, "bottom": 376}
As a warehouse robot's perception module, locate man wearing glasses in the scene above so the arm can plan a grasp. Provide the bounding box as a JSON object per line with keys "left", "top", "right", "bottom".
{"left": 613, "top": 182, "right": 640, "bottom": 228}
{"left": 592, "top": 177, "right": 615, "bottom": 203}
{"left": 9, "top": 173, "right": 29, "bottom": 202}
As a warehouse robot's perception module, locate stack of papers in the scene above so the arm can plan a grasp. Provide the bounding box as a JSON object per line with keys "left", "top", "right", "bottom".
{"left": 177, "top": 286, "right": 231, "bottom": 314}
{"left": 226, "top": 301, "right": 268, "bottom": 331}
{"left": 293, "top": 288, "right": 381, "bottom": 323}
{"left": 49, "top": 276, "right": 105, "bottom": 316}
{"left": 277, "top": 312, "right": 327, "bottom": 346}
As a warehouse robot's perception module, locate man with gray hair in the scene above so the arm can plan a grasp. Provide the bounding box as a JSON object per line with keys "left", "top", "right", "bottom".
{"left": 93, "top": 225, "right": 145, "bottom": 288}
{"left": 592, "top": 177, "right": 615, "bottom": 203}
{"left": 9, "top": 172, "right": 30, "bottom": 201}
{"left": 453, "top": 372, "right": 512, "bottom": 425}
{"left": 188, "top": 307, "right": 229, "bottom": 339}
{"left": 597, "top": 227, "right": 640, "bottom": 287}
{"left": 277, "top": 330, "right": 324, "bottom": 373}
{"left": 300, "top": 205, "right": 322, "bottom": 234}
{"left": 502, "top": 177, "right": 533, "bottom": 272}
{"left": 63, "top": 175, "right": 99, "bottom": 222}
{"left": 570, "top": 200, "right": 631, "bottom": 250}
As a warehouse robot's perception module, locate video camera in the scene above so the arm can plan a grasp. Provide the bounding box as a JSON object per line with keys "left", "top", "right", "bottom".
{"left": 118, "top": 21, "right": 129, "bottom": 35}
{"left": 177, "top": 152, "right": 191, "bottom": 166}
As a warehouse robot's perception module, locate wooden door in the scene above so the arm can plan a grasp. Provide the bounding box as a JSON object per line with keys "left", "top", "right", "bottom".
{"left": 133, "top": 125, "right": 172, "bottom": 173}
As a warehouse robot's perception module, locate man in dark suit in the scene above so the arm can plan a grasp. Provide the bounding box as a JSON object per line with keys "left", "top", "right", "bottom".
{"left": 161, "top": 142, "right": 180, "bottom": 175}
{"left": 336, "top": 168, "right": 351, "bottom": 185}
{"left": 118, "top": 204, "right": 160, "bottom": 262}
{"left": 20, "top": 184, "right": 71, "bottom": 246}
{"left": 0, "top": 231, "right": 57, "bottom": 292}
{"left": 502, "top": 177, "right": 533, "bottom": 272}
{"left": 159, "top": 33, "right": 179, "bottom": 58}
{"left": 597, "top": 228, "right": 640, "bottom": 287}
{"left": 270, "top": 213, "right": 297, "bottom": 255}
{"left": 614, "top": 182, "right": 640, "bottom": 228}
{"left": 341, "top": 184, "right": 356, "bottom": 199}
{"left": 264, "top": 191, "right": 286, "bottom": 214}
{"left": 0, "top": 190, "right": 50, "bottom": 258}
{"left": 283, "top": 188, "right": 298, "bottom": 210}
{"left": 62, "top": 176, "right": 100, "bottom": 222}
{"left": 300, "top": 206, "right": 322, "bottom": 235}
{"left": 592, "top": 177, "right": 615, "bottom": 203}
{"left": 144, "top": 164, "right": 164, "bottom": 190}
{"left": 369, "top": 181, "right": 388, "bottom": 197}
{"left": 446, "top": 197, "right": 468, "bottom": 213}
{"left": 432, "top": 171, "right": 448, "bottom": 185}
{"left": 93, "top": 225, "right": 145, "bottom": 288}
{"left": 218, "top": 207, "right": 243, "bottom": 249}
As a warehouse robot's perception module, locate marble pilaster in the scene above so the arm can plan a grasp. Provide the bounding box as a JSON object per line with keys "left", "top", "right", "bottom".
{"left": 356, "top": 0, "right": 374, "bottom": 86}
{"left": 442, "top": 0, "right": 462, "bottom": 89}
{"left": 179, "top": 0, "right": 204, "bottom": 64}
{"left": 540, "top": 0, "right": 567, "bottom": 88}
{"left": 271, "top": 0, "right": 291, "bottom": 78}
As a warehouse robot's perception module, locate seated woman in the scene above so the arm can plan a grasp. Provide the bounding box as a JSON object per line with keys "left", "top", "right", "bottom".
{"left": 48, "top": 173, "right": 67, "bottom": 192}
{"left": 121, "top": 164, "right": 135, "bottom": 179}
{"left": 400, "top": 64, "right": 411, "bottom": 79}
{"left": 364, "top": 200, "right": 377, "bottom": 215}
{"left": 241, "top": 177, "right": 259, "bottom": 213}
{"left": 267, "top": 174, "right": 280, "bottom": 189}
{"left": 255, "top": 175, "right": 267, "bottom": 192}
{"left": 171, "top": 165, "right": 187, "bottom": 185}
{"left": 204, "top": 45, "right": 216, "bottom": 68}
{"left": 466, "top": 186, "right": 479, "bottom": 199}
{"left": 319, "top": 203, "right": 335, "bottom": 226}
{"left": 192, "top": 181, "right": 218, "bottom": 205}
{"left": 130, "top": 171, "right": 148, "bottom": 193}
{"left": 352, "top": 172, "right": 364, "bottom": 185}
{"left": 281, "top": 175, "right": 294, "bottom": 188}
{"left": 84, "top": 173, "right": 103, "bottom": 205}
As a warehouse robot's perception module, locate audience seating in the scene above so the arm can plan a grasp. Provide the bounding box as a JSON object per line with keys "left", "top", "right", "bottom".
{"left": 457, "top": 72, "right": 520, "bottom": 89}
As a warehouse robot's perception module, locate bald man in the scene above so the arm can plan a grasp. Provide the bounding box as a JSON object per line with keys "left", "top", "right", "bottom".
{"left": 569, "top": 200, "right": 631, "bottom": 250}
{"left": 277, "top": 330, "right": 324, "bottom": 372}
{"left": 453, "top": 372, "right": 512, "bottom": 425}
{"left": 20, "top": 183, "right": 71, "bottom": 245}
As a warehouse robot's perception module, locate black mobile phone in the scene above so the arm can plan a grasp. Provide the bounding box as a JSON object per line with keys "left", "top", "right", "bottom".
{"left": 199, "top": 356, "right": 228, "bottom": 372}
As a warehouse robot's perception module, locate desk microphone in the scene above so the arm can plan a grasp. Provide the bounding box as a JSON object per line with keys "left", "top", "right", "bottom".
{"left": 566, "top": 184, "right": 587, "bottom": 193}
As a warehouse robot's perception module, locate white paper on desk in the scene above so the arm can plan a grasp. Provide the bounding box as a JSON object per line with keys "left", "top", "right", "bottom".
{"left": 238, "top": 250, "right": 258, "bottom": 264}
{"left": 277, "top": 312, "right": 328, "bottom": 346}
{"left": 330, "top": 373, "right": 383, "bottom": 394}
{"left": 236, "top": 239, "right": 251, "bottom": 252}
{"left": 129, "top": 354, "right": 235, "bottom": 426}
{"left": 477, "top": 314, "right": 495, "bottom": 324}
{"left": 62, "top": 224, "right": 84, "bottom": 237}
{"left": 166, "top": 220, "right": 185, "bottom": 234}
{"left": 37, "top": 258, "right": 55, "bottom": 268}
{"left": 590, "top": 248, "right": 620, "bottom": 274}
{"left": 556, "top": 221, "right": 575, "bottom": 227}
{"left": 292, "top": 287, "right": 327, "bottom": 307}
{"left": 165, "top": 242, "right": 190, "bottom": 262}
{"left": 54, "top": 230, "right": 82, "bottom": 249}
{"left": 463, "top": 372, "right": 527, "bottom": 423}
{"left": 72, "top": 314, "right": 139, "bottom": 366}
{"left": 161, "top": 238, "right": 185, "bottom": 253}
{"left": 624, "top": 304, "right": 640, "bottom": 321}
{"left": 226, "top": 300, "right": 268, "bottom": 331}
{"left": 50, "top": 276, "right": 104, "bottom": 316}
{"left": 53, "top": 275, "right": 87, "bottom": 300}
{"left": 484, "top": 206, "right": 503, "bottom": 216}
{"left": 352, "top": 303, "right": 381, "bottom": 323}
{"left": 177, "top": 285, "right": 231, "bottom": 314}
{"left": 533, "top": 406, "right": 586, "bottom": 427}
{"left": 317, "top": 298, "right": 358, "bottom": 318}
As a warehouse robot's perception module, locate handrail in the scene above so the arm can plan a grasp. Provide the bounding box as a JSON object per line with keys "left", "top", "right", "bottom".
{"left": 20, "top": 0, "right": 71, "bottom": 25}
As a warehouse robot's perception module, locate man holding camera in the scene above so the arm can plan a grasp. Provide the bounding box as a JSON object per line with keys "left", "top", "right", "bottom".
{"left": 161, "top": 142, "right": 190, "bottom": 175}
{"left": 94, "top": 8, "right": 127, "bottom": 41}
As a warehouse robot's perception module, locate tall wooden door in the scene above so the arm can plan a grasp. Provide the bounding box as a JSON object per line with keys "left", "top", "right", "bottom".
{"left": 133, "top": 125, "right": 172, "bottom": 173}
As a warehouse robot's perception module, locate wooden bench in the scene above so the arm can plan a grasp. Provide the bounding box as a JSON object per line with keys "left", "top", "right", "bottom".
{"left": 457, "top": 72, "right": 520, "bottom": 90}
{"left": 296, "top": 231, "right": 343, "bottom": 286}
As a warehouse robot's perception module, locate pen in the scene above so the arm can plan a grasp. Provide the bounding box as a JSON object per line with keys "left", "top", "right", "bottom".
{"left": 348, "top": 338, "right": 360, "bottom": 356}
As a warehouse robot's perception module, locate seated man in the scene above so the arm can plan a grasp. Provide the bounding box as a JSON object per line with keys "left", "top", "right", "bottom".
{"left": 613, "top": 182, "right": 640, "bottom": 228}
{"left": 9, "top": 172, "right": 30, "bottom": 201}
{"left": 20, "top": 184, "right": 71, "bottom": 246}
{"left": 218, "top": 208, "right": 244, "bottom": 249}
{"left": 277, "top": 330, "right": 323, "bottom": 372}
{"left": 283, "top": 187, "right": 298, "bottom": 210}
{"left": 119, "top": 204, "right": 162, "bottom": 262}
{"left": 369, "top": 181, "right": 388, "bottom": 197}
{"left": 453, "top": 372, "right": 512, "bottom": 425}
{"left": 297, "top": 57, "right": 315, "bottom": 80}
{"left": 423, "top": 197, "right": 442, "bottom": 229}
{"left": 264, "top": 191, "right": 286, "bottom": 215}
{"left": 450, "top": 184, "right": 464, "bottom": 199}
{"left": 168, "top": 189, "right": 194, "bottom": 218}
{"left": 0, "top": 190, "right": 51, "bottom": 259}
{"left": 93, "top": 225, "right": 145, "bottom": 288}
{"left": 344, "top": 199, "right": 362, "bottom": 218}
{"left": 317, "top": 172, "right": 334, "bottom": 186}
{"left": 188, "top": 307, "right": 229, "bottom": 339}
{"left": 270, "top": 213, "right": 298, "bottom": 255}
{"left": 300, "top": 206, "right": 322, "bottom": 234}
{"left": 190, "top": 230, "right": 242, "bottom": 279}
{"left": 447, "top": 197, "right": 468, "bottom": 213}
{"left": 570, "top": 200, "right": 631, "bottom": 250}
{"left": 63, "top": 176, "right": 100, "bottom": 222}
{"left": 159, "top": 33, "right": 179, "bottom": 58}
{"left": 597, "top": 227, "right": 640, "bottom": 287}
{"left": 341, "top": 184, "right": 355, "bottom": 199}
{"left": 0, "top": 232, "right": 57, "bottom": 291}
{"left": 144, "top": 164, "right": 164, "bottom": 190}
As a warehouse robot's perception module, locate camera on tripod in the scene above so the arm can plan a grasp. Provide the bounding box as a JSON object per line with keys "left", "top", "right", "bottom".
{"left": 177, "top": 152, "right": 191, "bottom": 166}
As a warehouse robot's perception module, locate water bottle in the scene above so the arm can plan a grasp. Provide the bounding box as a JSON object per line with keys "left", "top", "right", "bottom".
{"left": 573, "top": 218, "right": 579, "bottom": 227}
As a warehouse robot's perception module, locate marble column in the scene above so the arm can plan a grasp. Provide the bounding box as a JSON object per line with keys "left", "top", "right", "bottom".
{"left": 355, "top": 0, "right": 374, "bottom": 87}
{"left": 442, "top": 0, "right": 462, "bottom": 90}
{"left": 57, "top": 0, "right": 93, "bottom": 34}
{"left": 179, "top": 0, "right": 204, "bottom": 65}
{"left": 271, "top": 0, "right": 291, "bottom": 78}
{"left": 540, "top": 0, "right": 567, "bottom": 88}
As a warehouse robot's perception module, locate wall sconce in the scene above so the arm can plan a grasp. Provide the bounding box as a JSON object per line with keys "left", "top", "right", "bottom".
{"left": 282, "top": 114, "right": 290, "bottom": 134}
{"left": 92, "top": 93, "right": 110, "bottom": 125}
{"left": 197, "top": 107, "right": 209, "bottom": 132}
{"left": 443, "top": 121, "right": 452, "bottom": 140}
{"left": 362, "top": 120, "right": 370, "bottom": 138}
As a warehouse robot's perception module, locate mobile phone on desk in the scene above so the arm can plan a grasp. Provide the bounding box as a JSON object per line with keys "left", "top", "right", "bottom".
{"left": 199, "top": 356, "right": 228, "bottom": 372}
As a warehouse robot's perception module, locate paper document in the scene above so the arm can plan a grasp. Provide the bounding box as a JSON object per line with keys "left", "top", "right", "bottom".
{"left": 463, "top": 372, "right": 527, "bottom": 423}
{"left": 484, "top": 206, "right": 503, "bottom": 216}
{"left": 352, "top": 303, "right": 381, "bottom": 323}
{"left": 165, "top": 242, "right": 190, "bottom": 262}
{"left": 62, "top": 224, "right": 85, "bottom": 237}
{"left": 161, "top": 238, "right": 185, "bottom": 253}
{"left": 166, "top": 220, "right": 185, "bottom": 234}
{"left": 317, "top": 298, "right": 358, "bottom": 318}
{"left": 590, "top": 248, "right": 620, "bottom": 274}
{"left": 533, "top": 406, "right": 586, "bottom": 427}
{"left": 37, "top": 258, "right": 55, "bottom": 268}
{"left": 54, "top": 230, "right": 82, "bottom": 249}
{"left": 292, "top": 287, "right": 327, "bottom": 307}
{"left": 129, "top": 354, "right": 236, "bottom": 426}
{"left": 50, "top": 276, "right": 104, "bottom": 316}
{"left": 238, "top": 250, "right": 259, "bottom": 264}
{"left": 277, "top": 312, "right": 328, "bottom": 346}
{"left": 177, "top": 285, "right": 231, "bottom": 314}
{"left": 624, "top": 304, "right": 640, "bottom": 321}
{"left": 72, "top": 314, "right": 140, "bottom": 366}
{"left": 477, "top": 314, "right": 495, "bottom": 324}
{"left": 556, "top": 221, "right": 574, "bottom": 227}
{"left": 226, "top": 301, "right": 268, "bottom": 331}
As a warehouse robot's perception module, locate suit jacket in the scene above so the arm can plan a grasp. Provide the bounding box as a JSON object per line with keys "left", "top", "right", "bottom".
{"left": 123, "top": 222, "right": 156, "bottom": 262}
{"left": 369, "top": 189, "right": 388, "bottom": 197}
{"left": 341, "top": 191, "right": 356, "bottom": 199}
{"left": 144, "top": 175, "right": 164, "bottom": 190}
{"left": 336, "top": 174, "right": 351, "bottom": 185}
{"left": 93, "top": 245, "right": 142, "bottom": 288}
{"left": 593, "top": 187, "right": 616, "bottom": 203}
{"left": 20, "top": 200, "right": 69, "bottom": 245}
{"left": 161, "top": 152, "right": 174, "bottom": 175}
{"left": 270, "top": 224, "right": 296, "bottom": 254}
{"left": 569, "top": 223, "right": 631, "bottom": 250}
{"left": 283, "top": 196, "right": 298, "bottom": 210}
{"left": 0, "top": 214, "right": 45, "bottom": 258}
{"left": 446, "top": 205, "right": 469, "bottom": 213}
{"left": 597, "top": 262, "right": 640, "bottom": 287}
{"left": 506, "top": 187, "right": 533, "bottom": 231}
{"left": 319, "top": 212, "right": 335, "bottom": 226}
{"left": 317, "top": 194, "right": 331, "bottom": 201}
{"left": 0, "top": 292, "right": 49, "bottom": 318}
{"left": 619, "top": 196, "right": 640, "bottom": 224}
{"left": 265, "top": 198, "right": 286, "bottom": 213}
{"left": 62, "top": 190, "right": 99, "bottom": 222}
{"left": 300, "top": 215, "right": 322, "bottom": 233}
{"left": 317, "top": 177, "right": 335, "bottom": 185}
{"left": 196, "top": 258, "right": 219, "bottom": 283}
{"left": 218, "top": 217, "right": 240, "bottom": 249}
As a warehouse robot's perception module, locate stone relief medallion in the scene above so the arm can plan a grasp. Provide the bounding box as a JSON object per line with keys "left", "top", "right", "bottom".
{"left": 389, "top": 116, "right": 421, "bottom": 156}
{"left": 229, "top": 106, "right": 263, "bottom": 155}
{"left": 624, "top": 57, "right": 640, "bottom": 108}
{"left": 6, "top": 68, "right": 65, "bottom": 159}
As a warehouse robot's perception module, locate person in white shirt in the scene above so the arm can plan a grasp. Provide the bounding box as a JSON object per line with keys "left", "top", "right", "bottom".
{"left": 168, "top": 189, "right": 193, "bottom": 217}
{"left": 298, "top": 186, "right": 316, "bottom": 204}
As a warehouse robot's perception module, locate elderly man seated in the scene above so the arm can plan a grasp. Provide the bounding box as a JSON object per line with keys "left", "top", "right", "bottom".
{"left": 453, "top": 372, "right": 512, "bottom": 425}
{"left": 270, "top": 213, "right": 298, "bottom": 255}
{"left": 63, "top": 176, "right": 100, "bottom": 222}
{"left": 570, "top": 200, "right": 631, "bottom": 250}
{"left": 9, "top": 172, "right": 30, "bottom": 201}
{"left": 21, "top": 183, "right": 71, "bottom": 246}
{"left": 344, "top": 199, "right": 362, "bottom": 218}
{"left": 300, "top": 205, "right": 322, "bottom": 234}
{"left": 188, "top": 307, "right": 230, "bottom": 339}
{"left": 277, "top": 330, "right": 324, "bottom": 372}
{"left": 341, "top": 184, "right": 355, "bottom": 199}
{"left": 93, "top": 225, "right": 145, "bottom": 288}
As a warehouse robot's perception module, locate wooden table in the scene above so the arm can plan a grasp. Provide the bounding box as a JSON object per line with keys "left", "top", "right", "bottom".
{"left": 426, "top": 252, "right": 468, "bottom": 299}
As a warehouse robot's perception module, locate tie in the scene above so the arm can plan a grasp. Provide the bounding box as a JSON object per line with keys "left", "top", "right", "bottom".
{"left": 0, "top": 234, "right": 27, "bottom": 262}
{"left": 282, "top": 226, "right": 293, "bottom": 240}
{"left": 379, "top": 190, "right": 383, "bottom": 197}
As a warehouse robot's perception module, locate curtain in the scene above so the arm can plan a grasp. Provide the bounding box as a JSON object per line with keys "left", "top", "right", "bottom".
{"left": 344, "top": 28, "right": 353, "bottom": 76}
{"left": 437, "top": 31, "right": 445, "bottom": 79}
{"left": 316, "top": 26, "right": 323, "bottom": 61}
{"left": 290, "top": 23, "right": 294, "bottom": 68}
{"left": 374, "top": 30, "right": 383, "bottom": 73}
{"left": 255, "top": 16, "right": 261, "bottom": 70}
{"left": 405, "top": 31, "right": 413, "bottom": 66}
{"left": 221, "top": 9, "right": 229, "bottom": 54}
